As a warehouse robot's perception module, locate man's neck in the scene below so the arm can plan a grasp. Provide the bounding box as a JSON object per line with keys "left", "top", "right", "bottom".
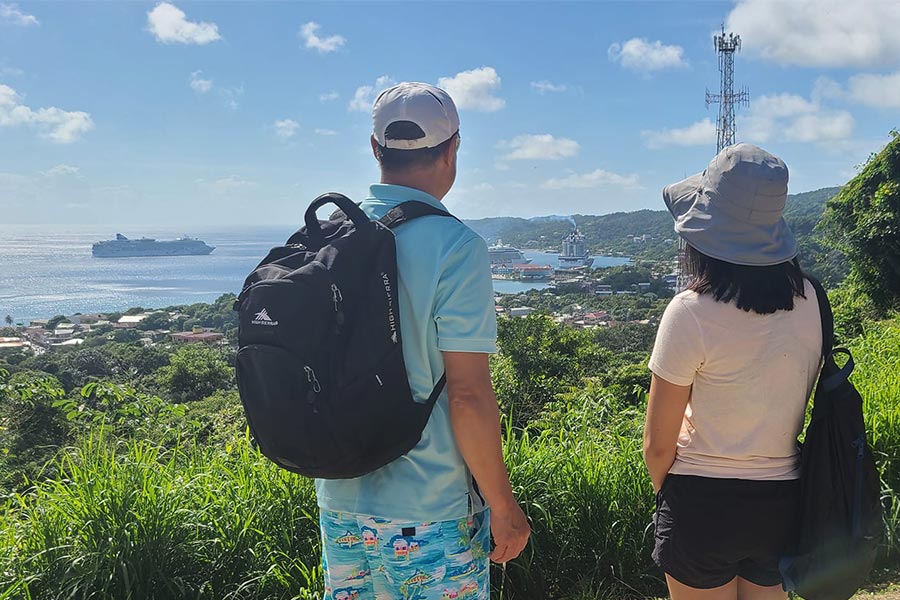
{"left": 380, "top": 171, "right": 445, "bottom": 201}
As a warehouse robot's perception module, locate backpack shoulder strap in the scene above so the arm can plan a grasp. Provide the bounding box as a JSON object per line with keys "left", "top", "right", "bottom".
{"left": 378, "top": 200, "right": 460, "bottom": 229}
{"left": 806, "top": 276, "right": 834, "bottom": 359}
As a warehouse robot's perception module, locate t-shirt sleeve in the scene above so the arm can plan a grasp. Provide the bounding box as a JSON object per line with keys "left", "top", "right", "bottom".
{"left": 433, "top": 235, "right": 498, "bottom": 353}
{"left": 648, "top": 297, "right": 705, "bottom": 386}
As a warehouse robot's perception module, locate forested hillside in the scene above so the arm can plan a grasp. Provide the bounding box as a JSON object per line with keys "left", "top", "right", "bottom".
{"left": 465, "top": 187, "right": 846, "bottom": 283}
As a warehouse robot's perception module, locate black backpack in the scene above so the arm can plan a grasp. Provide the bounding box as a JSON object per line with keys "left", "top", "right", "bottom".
{"left": 779, "top": 277, "right": 882, "bottom": 600}
{"left": 234, "top": 192, "right": 455, "bottom": 479}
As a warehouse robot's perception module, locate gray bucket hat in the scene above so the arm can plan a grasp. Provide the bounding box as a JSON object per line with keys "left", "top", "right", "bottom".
{"left": 662, "top": 143, "right": 798, "bottom": 266}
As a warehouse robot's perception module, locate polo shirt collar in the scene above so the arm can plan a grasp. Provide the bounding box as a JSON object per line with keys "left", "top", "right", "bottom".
{"left": 368, "top": 183, "right": 449, "bottom": 212}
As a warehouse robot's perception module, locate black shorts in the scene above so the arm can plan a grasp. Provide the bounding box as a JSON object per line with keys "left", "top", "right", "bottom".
{"left": 653, "top": 474, "right": 800, "bottom": 589}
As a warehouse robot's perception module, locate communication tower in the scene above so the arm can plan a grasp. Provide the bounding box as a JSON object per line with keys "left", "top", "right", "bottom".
{"left": 676, "top": 26, "right": 750, "bottom": 292}
{"left": 706, "top": 25, "right": 750, "bottom": 152}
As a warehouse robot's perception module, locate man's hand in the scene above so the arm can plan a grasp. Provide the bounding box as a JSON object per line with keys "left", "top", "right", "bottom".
{"left": 489, "top": 501, "right": 531, "bottom": 564}
{"left": 442, "top": 351, "right": 531, "bottom": 564}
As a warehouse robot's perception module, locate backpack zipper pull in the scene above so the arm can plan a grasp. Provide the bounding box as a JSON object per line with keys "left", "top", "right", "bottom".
{"left": 304, "top": 366, "right": 322, "bottom": 393}
{"left": 331, "top": 284, "right": 343, "bottom": 312}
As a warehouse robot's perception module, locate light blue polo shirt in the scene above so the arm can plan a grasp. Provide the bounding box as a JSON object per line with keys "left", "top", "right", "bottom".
{"left": 315, "top": 183, "right": 497, "bottom": 522}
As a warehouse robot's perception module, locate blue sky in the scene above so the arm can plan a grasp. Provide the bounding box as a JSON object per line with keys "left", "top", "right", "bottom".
{"left": 1, "top": 0, "right": 899, "bottom": 225}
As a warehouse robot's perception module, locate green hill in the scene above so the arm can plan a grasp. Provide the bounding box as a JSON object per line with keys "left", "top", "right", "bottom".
{"left": 465, "top": 187, "right": 846, "bottom": 283}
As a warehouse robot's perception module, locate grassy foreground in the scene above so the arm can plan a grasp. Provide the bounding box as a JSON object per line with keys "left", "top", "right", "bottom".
{"left": 1, "top": 317, "right": 899, "bottom": 599}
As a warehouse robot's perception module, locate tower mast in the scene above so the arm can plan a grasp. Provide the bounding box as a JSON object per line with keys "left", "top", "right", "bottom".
{"left": 706, "top": 25, "right": 750, "bottom": 152}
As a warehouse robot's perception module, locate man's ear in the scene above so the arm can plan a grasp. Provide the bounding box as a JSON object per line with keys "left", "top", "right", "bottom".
{"left": 371, "top": 135, "right": 380, "bottom": 161}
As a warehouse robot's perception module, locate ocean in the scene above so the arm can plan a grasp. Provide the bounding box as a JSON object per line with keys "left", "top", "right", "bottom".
{"left": 0, "top": 225, "right": 630, "bottom": 324}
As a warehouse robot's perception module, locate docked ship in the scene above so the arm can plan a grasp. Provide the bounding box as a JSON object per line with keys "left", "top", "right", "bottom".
{"left": 558, "top": 227, "right": 594, "bottom": 268}
{"left": 487, "top": 240, "right": 531, "bottom": 266}
{"left": 92, "top": 234, "right": 215, "bottom": 258}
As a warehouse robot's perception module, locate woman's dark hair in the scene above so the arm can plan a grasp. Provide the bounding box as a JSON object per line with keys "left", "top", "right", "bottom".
{"left": 375, "top": 120, "right": 458, "bottom": 172}
{"left": 684, "top": 243, "right": 807, "bottom": 314}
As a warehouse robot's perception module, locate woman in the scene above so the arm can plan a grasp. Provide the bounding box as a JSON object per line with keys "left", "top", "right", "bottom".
{"left": 644, "top": 144, "right": 822, "bottom": 600}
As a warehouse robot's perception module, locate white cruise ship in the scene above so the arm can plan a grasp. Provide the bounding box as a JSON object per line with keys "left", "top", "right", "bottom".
{"left": 558, "top": 228, "right": 594, "bottom": 268}
{"left": 92, "top": 234, "right": 215, "bottom": 258}
{"left": 488, "top": 241, "right": 531, "bottom": 266}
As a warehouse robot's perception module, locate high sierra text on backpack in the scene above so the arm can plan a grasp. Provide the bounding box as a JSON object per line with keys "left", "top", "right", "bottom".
{"left": 234, "top": 192, "right": 454, "bottom": 479}
{"left": 779, "top": 277, "right": 883, "bottom": 600}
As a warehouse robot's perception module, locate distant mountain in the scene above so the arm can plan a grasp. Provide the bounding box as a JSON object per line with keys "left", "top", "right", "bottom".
{"left": 464, "top": 187, "right": 846, "bottom": 282}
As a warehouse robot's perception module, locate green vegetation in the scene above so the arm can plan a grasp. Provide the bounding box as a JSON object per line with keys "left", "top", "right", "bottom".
{"left": 1, "top": 141, "right": 899, "bottom": 598}
{"left": 465, "top": 187, "right": 844, "bottom": 283}
{"left": 822, "top": 131, "right": 900, "bottom": 315}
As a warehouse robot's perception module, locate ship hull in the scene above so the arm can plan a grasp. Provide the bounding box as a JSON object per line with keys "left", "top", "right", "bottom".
{"left": 92, "top": 241, "right": 215, "bottom": 258}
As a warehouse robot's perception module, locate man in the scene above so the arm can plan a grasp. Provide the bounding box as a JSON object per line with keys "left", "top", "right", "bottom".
{"left": 315, "top": 82, "right": 530, "bottom": 600}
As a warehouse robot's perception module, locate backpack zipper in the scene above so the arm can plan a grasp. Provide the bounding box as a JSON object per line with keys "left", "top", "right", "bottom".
{"left": 304, "top": 366, "right": 321, "bottom": 413}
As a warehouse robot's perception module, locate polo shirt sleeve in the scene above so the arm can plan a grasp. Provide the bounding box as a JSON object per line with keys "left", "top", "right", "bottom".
{"left": 433, "top": 235, "right": 498, "bottom": 354}
{"left": 648, "top": 297, "right": 704, "bottom": 387}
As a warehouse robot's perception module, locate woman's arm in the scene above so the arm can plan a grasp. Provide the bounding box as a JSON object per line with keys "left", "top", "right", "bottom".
{"left": 643, "top": 374, "right": 692, "bottom": 492}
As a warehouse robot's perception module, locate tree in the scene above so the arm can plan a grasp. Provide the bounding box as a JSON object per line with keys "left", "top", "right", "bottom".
{"left": 821, "top": 131, "right": 900, "bottom": 315}
{"left": 137, "top": 311, "right": 171, "bottom": 331}
{"left": 0, "top": 370, "right": 71, "bottom": 490}
{"left": 46, "top": 315, "right": 69, "bottom": 331}
{"left": 155, "top": 344, "right": 234, "bottom": 402}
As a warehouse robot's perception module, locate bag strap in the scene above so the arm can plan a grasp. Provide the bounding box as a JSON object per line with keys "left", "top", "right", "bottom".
{"left": 378, "top": 200, "right": 461, "bottom": 229}
{"left": 378, "top": 201, "right": 456, "bottom": 408}
{"left": 425, "top": 373, "right": 447, "bottom": 411}
{"left": 806, "top": 276, "right": 834, "bottom": 360}
{"left": 806, "top": 276, "right": 856, "bottom": 394}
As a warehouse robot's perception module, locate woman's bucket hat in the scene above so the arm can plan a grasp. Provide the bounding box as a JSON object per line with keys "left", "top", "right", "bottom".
{"left": 662, "top": 143, "right": 798, "bottom": 266}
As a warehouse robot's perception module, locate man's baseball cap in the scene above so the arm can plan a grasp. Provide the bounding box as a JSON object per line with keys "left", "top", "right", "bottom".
{"left": 372, "top": 82, "right": 460, "bottom": 150}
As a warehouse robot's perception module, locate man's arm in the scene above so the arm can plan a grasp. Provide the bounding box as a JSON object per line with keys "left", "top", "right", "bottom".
{"left": 442, "top": 351, "right": 530, "bottom": 564}
{"left": 643, "top": 374, "right": 691, "bottom": 492}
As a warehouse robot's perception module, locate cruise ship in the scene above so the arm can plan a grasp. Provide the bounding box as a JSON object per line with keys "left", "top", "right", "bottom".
{"left": 558, "top": 227, "right": 594, "bottom": 268}
{"left": 487, "top": 241, "right": 531, "bottom": 266}
{"left": 92, "top": 234, "right": 215, "bottom": 258}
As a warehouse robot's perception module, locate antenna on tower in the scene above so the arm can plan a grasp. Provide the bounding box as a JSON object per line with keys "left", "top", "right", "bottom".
{"left": 705, "top": 24, "right": 750, "bottom": 152}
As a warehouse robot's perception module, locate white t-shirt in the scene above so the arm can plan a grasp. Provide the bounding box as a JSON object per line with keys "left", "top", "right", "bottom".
{"left": 648, "top": 279, "right": 822, "bottom": 480}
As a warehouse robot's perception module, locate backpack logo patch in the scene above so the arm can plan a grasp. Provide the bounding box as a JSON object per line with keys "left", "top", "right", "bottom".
{"left": 382, "top": 272, "right": 398, "bottom": 344}
{"left": 252, "top": 308, "right": 278, "bottom": 326}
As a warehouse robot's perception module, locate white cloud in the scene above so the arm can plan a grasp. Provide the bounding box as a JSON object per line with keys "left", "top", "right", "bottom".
{"left": 727, "top": 0, "right": 900, "bottom": 68}
{"left": 349, "top": 75, "right": 395, "bottom": 112}
{"left": 319, "top": 91, "right": 339, "bottom": 102}
{"left": 437, "top": 67, "right": 505, "bottom": 112}
{"left": 189, "top": 70, "right": 213, "bottom": 93}
{"left": 531, "top": 80, "right": 567, "bottom": 94}
{"left": 541, "top": 169, "right": 640, "bottom": 190}
{"left": 741, "top": 93, "right": 854, "bottom": 143}
{"left": 498, "top": 134, "right": 580, "bottom": 161}
{"left": 200, "top": 175, "right": 256, "bottom": 195}
{"left": 608, "top": 38, "right": 687, "bottom": 72}
{"left": 0, "top": 84, "right": 94, "bottom": 143}
{"left": 642, "top": 118, "right": 717, "bottom": 149}
{"left": 299, "top": 22, "right": 345, "bottom": 54}
{"left": 0, "top": 64, "right": 23, "bottom": 77}
{"left": 42, "top": 164, "right": 80, "bottom": 177}
{"left": 147, "top": 2, "right": 221, "bottom": 45}
{"left": 315, "top": 128, "right": 338, "bottom": 136}
{"left": 273, "top": 118, "right": 299, "bottom": 138}
{"left": 0, "top": 3, "right": 37, "bottom": 26}
{"left": 847, "top": 72, "right": 900, "bottom": 109}
{"left": 220, "top": 85, "right": 244, "bottom": 111}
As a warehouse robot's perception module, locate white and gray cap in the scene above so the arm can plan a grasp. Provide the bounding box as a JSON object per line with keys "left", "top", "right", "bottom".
{"left": 663, "top": 143, "right": 798, "bottom": 266}
{"left": 372, "top": 82, "right": 460, "bottom": 150}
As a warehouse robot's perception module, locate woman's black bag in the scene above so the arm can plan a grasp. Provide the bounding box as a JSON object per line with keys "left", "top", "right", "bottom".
{"left": 779, "top": 277, "right": 882, "bottom": 600}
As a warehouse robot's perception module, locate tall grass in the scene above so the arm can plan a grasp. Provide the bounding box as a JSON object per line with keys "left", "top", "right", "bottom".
{"left": 0, "top": 318, "right": 898, "bottom": 599}
{"left": 0, "top": 432, "right": 322, "bottom": 600}
{"left": 850, "top": 319, "right": 900, "bottom": 560}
